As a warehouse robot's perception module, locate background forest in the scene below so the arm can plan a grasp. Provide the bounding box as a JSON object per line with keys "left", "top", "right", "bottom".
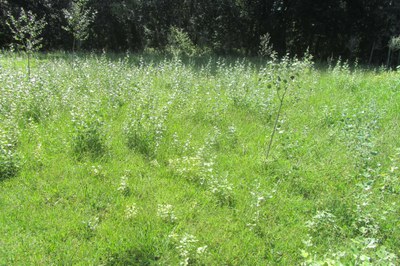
{"left": 1, "top": 0, "right": 400, "bottom": 64}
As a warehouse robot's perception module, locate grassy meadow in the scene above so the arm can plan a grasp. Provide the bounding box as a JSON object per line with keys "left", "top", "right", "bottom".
{"left": 0, "top": 52, "right": 399, "bottom": 265}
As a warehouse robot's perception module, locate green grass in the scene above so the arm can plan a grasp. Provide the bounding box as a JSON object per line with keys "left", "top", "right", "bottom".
{"left": 0, "top": 52, "right": 399, "bottom": 265}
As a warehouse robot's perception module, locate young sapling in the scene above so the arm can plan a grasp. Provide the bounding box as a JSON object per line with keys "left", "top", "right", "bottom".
{"left": 6, "top": 8, "right": 46, "bottom": 79}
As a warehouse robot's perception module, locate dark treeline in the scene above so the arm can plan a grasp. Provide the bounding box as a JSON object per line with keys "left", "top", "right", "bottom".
{"left": 1, "top": 0, "right": 400, "bottom": 64}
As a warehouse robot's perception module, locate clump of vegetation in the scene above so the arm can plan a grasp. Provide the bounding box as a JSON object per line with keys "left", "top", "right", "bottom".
{"left": 0, "top": 129, "right": 19, "bottom": 180}
{"left": 168, "top": 232, "right": 208, "bottom": 266}
{"left": 123, "top": 100, "right": 168, "bottom": 157}
{"left": 167, "top": 26, "right": 200, "bottom": 57}
{"left": 259, "top": 33, "right": 277, "bottom": 59}
{"left": 71, "top": 111, "right": 106, "bottom": 159}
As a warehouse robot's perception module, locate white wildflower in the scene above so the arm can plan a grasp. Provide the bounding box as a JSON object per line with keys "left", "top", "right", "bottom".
{"left": 125, "top": 203, "right": 138, "bottom": 219}
{"left": 157, "top": 204, "right": 177, "bottom": 223}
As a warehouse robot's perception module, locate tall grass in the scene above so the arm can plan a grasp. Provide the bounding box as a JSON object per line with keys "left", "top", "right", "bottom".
{"left": 0, "top": 52, "right": 399, "bottom": 265}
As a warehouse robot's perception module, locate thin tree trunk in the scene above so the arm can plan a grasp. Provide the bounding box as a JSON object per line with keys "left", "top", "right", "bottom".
{"left": 387, "top": 48, "right": 391, "bottom": 68}
{"left": 397, "top": 51, "right": 400, "bottom": 67}
{"left": 368, "top": 41, "right": 375, "bottom": 65}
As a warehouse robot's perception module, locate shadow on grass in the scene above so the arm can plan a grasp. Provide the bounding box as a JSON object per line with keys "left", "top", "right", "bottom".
{"left": 102, "top": 247, "right": 160, "bottom": 266}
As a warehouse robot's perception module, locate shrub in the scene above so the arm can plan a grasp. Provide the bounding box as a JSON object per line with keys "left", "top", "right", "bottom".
{"left": 167, "top": 27, "right": 198, "bottom": 57}
{"left": 389, "top": 36, "right": 400, "bottom": 52}
{"left": 259, "top": 33, "right": 277, "bottom": 59}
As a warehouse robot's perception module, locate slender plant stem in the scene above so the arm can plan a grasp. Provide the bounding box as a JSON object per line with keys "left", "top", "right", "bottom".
{"left": 265, "top": 88, "right": 287, "bottom": 162}
{"left": 27, "top": 52, "right": 31, "bottom": 80}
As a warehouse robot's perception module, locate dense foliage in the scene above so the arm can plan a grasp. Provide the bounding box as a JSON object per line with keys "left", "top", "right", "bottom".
{"left": 0, "top": 52, "right": 399, "bottom": 264}
{"left": 1, "top": 0, "right": 400, "bottom": 63}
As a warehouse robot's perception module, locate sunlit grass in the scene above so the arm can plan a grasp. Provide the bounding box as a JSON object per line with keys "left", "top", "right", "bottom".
{"left": 0, "top": 52, "right": 399, "bottom": 265}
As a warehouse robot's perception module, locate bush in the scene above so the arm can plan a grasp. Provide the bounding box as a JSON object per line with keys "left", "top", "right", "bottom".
{"left": 259, "top": 33, "right": 277, "bottom": 59}
{"left": 167, "top": 27, "right": 198, "bottom": 57}
{"left": 389, "top": 36, "right": 400, "bottom": 52}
